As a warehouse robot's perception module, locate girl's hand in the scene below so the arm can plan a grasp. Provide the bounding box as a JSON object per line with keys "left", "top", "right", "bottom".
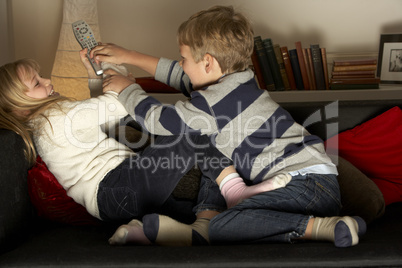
{"left": 91, "top": 43, "right": 131, "bottom": 65}
{"left": 79, "top": 48, "right": 99, "bottom": 79}
{"left": 102, "top": 69, "right": 136, "bottom": 94}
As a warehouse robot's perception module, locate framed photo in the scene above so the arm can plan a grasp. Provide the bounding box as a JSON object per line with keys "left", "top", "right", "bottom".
{"left": 377, "top": 34, "right": 402, "bottom": 84}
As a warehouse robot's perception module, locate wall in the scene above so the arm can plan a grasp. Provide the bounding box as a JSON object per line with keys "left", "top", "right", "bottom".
{"left": 0, "top": 0, "right": 14, "bottom": 66}
{"left": 7, "top": 0, "right": 402, "bottom": 79}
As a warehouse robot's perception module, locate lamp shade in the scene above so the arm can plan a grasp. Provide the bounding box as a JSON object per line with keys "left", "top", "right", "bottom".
{"left": 51, "top": 0, "right": 101, "bottom": 100}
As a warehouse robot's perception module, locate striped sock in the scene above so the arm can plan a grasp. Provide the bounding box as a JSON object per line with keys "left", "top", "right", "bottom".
{"left": 311, "top": 216, "right": 366, "bottom": 247}
{"left": 219, "top": 173, "right": 291, "bottom": 208}
{"left": 143, "top": 214, "right": 210, "bottom": 246}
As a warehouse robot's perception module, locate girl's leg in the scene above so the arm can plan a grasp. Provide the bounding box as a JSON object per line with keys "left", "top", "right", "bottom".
{"left": 98, "top": 135, "right": 199, "bottom": 221}
{"left": 108, "top": 210, "right": 220, "bottom": 246}
{"left": 141, "top": 174, "right": 226, "bottom": 246}
{"left": 109, "top": 175, "right": 225, "bottom": 246}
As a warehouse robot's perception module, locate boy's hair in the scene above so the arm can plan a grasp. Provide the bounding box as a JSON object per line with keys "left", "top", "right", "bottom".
{"left": 177, "top": 5, "right": 254, "bottom": 74}
{"left": 0, "top": 59, "right": 69, "bottom": 166}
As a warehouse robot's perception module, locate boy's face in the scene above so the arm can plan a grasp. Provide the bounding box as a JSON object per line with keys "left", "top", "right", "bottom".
{"left": 179, "top": 45, "right": 209, "bottom": 89}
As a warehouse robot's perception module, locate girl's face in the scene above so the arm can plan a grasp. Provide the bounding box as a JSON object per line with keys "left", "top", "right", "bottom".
{"left": 20, "top": 68, "right": 58, "bottom": 99}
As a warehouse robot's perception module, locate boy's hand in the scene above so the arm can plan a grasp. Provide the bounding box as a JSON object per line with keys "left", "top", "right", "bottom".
{"left": 102, "top": 69, "right": 136, "bottom": 94}
{"left": 91, "top": 43, "right": 130, "bottom": 65}
{"left": 79, "top": 48, "right": 99, "bottom": 79}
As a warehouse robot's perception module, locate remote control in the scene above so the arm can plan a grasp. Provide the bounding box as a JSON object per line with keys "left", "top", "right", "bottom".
{"left": 72, "top": 20, "right": 103, "bottom": 75}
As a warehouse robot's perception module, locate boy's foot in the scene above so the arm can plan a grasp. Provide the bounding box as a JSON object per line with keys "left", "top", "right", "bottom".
{"left": 312, "top": 216, "right": 367, "bottom": 247}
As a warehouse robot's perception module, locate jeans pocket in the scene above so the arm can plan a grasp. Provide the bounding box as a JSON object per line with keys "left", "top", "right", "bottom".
{"left": 306, "top": 174, "right": 342, "bottom": 216}
{"left": 99, "top": 187, "right": 138, "bottom": 221}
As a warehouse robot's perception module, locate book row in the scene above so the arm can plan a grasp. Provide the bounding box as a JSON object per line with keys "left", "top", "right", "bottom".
{"left": 251, "top": 36, "right": 329, "bottom": 91}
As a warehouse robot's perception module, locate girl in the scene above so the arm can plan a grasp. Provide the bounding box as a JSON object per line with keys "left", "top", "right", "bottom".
{"left": 0, "top": 50, "right": 262, "bottom": 246}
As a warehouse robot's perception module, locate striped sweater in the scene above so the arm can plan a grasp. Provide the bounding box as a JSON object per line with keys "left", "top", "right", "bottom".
{"left": 119, "top": 58, "right": 337, "bottom": 184}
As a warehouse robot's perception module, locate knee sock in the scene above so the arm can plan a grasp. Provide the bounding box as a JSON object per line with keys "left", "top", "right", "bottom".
{"left": 311, "top": 216, "right": 367, "bottom": 247}
{"left": 108, "top": 219, "right": 152, "bottom": 246}
{"left": 219, "top": 173, "right": 292, "bottom": 208}
{"left": 143, "top": 214, "right": 210, "bottom": 246}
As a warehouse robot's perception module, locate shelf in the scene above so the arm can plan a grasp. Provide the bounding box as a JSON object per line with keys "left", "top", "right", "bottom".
{"left": 269, "top": 84, "right": 402, "bottom": 103}
{"left": 149, "top": 84, "right": 402, "bottom": 104}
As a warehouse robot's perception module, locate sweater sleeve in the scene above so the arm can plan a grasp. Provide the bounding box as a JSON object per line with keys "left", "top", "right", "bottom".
{"left": 118, "top": 83, "right": 218, "bottom": 136}
{"left": 155, "top": 58, "right": 193, "bottom": 97}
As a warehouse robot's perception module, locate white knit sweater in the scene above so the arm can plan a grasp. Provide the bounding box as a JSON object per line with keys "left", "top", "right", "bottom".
{"left": 32, "top": 91, "right": 134, "bottom": 219}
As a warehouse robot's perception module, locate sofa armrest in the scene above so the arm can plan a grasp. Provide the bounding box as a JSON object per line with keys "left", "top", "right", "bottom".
{"left": 0, "top": 129, "right": 33, "bottom": 253}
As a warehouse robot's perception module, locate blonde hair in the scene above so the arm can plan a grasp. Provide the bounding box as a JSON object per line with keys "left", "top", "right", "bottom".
{"left": 177, "top": 5, "right": 254, "bottom": 74}
{"left": 0, "top": 59, "right": 70, "bottom": 166}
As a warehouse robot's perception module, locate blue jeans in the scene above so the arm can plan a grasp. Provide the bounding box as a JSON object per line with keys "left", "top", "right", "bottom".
{"left": 209, "top": 173, "right": 341, "bottom": 244}
{"left": 97, "top": 134, "right": 229, "bottom": 222}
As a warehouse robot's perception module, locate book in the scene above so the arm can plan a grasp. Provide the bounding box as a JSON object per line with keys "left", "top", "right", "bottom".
{"left": 289, "top": 49, "right": 304, "bottom": 90}
{"left": 280, "top": 46, "right": 297, "bottom": 90}
{"left": 254, "top": 36, "right": 275, "bottom": 91}
{"left": 330, "top": 77, "right": 381, "bottom": 84}
{"left": 330, "top": 84, "right": 379, "bottom": 90}
{"left": 274, "top": 44, "right": 290, "bottom": 90}
{"left": 251, "top": 48, "right": 266, "bottom": 89}
{"left": 331, "top": 70, "right": 376, "bottom": 77}
{"left": 321, "top": 47, "right": 329, "bottom": 90}
{"left": 333, "top": 64, "right": 377, "bottom": 72}
{"left": 305, "top": 48, "right": 316, "bottom": 90}
{"left": 295, "top": 41, "right": 310, "bottom": 90}
{"left": 310, "top": 44, "right": 326, "bottom": 90}
{"left": 333, "top": 58, "right": 377, "bottom": 66}
{"left": 262, "top": 38, "right": 285, "bottom": 91}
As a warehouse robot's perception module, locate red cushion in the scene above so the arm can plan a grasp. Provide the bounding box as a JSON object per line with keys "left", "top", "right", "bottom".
{"left": 325, "top": 106, "right": 402, "bottom": 205}
{"left": 27, "top": 156, "right": 100, "bottom": 226}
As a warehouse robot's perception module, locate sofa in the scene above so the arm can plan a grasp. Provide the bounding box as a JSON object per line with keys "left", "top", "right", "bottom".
{"left": 1, "top": 80, "right": 402, "bottom": 267}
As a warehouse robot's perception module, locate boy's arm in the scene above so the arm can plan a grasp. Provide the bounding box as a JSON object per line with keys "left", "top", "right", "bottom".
{"left": 154, "top": 58, "right": 193, "bottom": 97}
{"left": 91, "top": 43, "right": 159, "bottom": 76}
{"left": 118, "top": 84, "right": 217, "bottom": 136}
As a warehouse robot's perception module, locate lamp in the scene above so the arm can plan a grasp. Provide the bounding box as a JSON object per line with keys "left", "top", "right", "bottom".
{"left": 51, "top": 0, "right": 101, "bottom": 100}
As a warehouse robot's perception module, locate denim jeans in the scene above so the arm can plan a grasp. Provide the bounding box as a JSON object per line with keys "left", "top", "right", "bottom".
{"left": 209, "top": 173, "right": 341, "bottom": 244}
{"left": 152, "top": 174, "right": 226, "bottom": 224}
{"left": 97, "top": 134, "right": 230, "bottom": 222}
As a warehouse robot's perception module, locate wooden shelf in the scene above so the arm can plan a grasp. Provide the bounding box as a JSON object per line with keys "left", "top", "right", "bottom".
{"left": 269, "top": 84, "right": 402, "bottom": 103}
{"left": 149, "top": 84, "right": 402, "bottom": 104}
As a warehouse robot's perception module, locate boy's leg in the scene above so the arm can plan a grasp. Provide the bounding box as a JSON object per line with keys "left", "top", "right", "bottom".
{"left": 197, "top": 137, "right": 292, "bottom": 208}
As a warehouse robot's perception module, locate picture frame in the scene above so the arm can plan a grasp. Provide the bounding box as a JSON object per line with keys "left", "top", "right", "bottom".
{"left": 377, "top": 34, "right": 402, "bottom": 84}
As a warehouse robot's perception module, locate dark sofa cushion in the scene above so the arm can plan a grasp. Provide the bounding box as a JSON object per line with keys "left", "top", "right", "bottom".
{"left": 0, "top": 130, "right": 32, "bottom": 253}
{"left": 330, "top": 155, "right": 385, "bottom": 224}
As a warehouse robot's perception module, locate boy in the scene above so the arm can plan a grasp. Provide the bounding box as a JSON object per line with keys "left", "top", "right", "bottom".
{"left": 94, "top": 6, "right": 365, "bottom": 247}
